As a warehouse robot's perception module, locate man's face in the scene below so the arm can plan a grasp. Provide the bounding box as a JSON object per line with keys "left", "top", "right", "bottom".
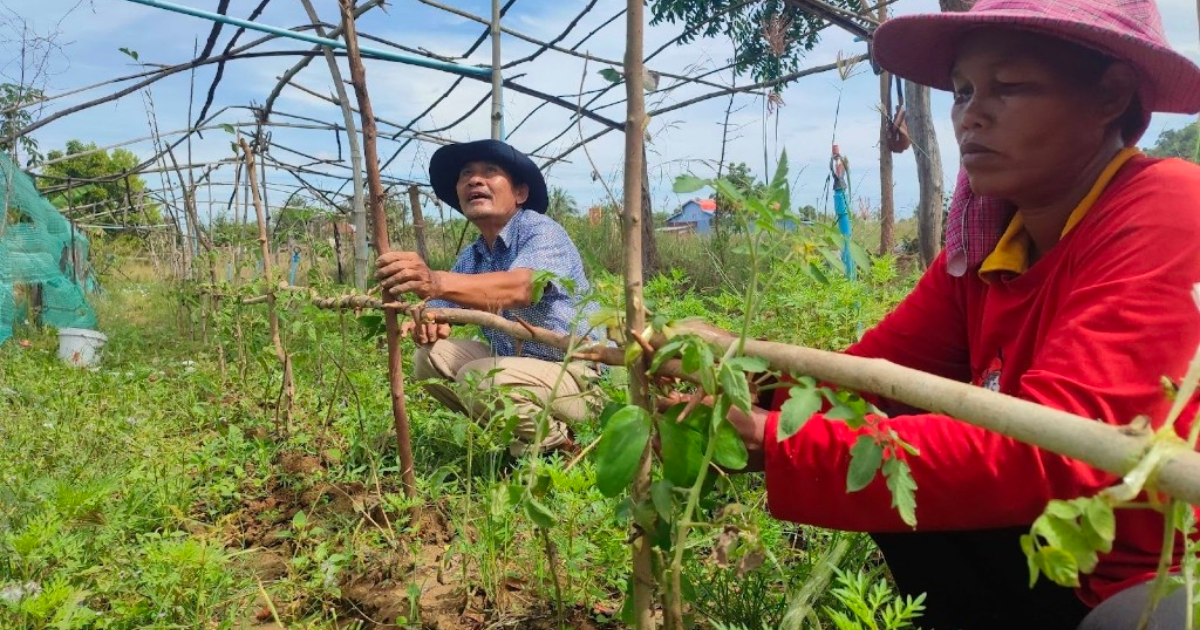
{"left": 455, "top": 160, "right": 528, "bottom": 223}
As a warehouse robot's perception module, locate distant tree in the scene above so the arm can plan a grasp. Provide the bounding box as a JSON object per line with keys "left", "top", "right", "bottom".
{"left": 1146, "top": 123, "right": 1198, "bottom": 162}
{"left": 210, "top": 214, "right": 258, "bottom": 247}
{"left": 274, "top": 192, "right": 329, "bottom": 243}
{"left": 713, "top": 162, "right": 766, "bottom": 231}
{"left": 546, "top": 186, "right": 578, "bottom": 221}
{"left": 0, "top": 83, "right": 43, "bottom": 168}
{"left": 38, "top": 140, "right": 161, "bottom": 227}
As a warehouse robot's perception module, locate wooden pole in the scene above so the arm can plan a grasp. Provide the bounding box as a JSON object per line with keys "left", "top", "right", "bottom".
{"left": 906, "top": 79, "right": 943, "bottom": 268}
{"left": 621, "top": 0, "right": 657, "bottom": 627}
{"left": 408, "top": 185, "right": 430, "bottom": 262}
{"left": 339, "top": 0, "right": 418, "bottom": 499}
{"left": 877, "top": 3, "right": 896, "bottom": 257}
{"left": 490, "top": 0, "right": 503, "bottom": 139}
{"left": 299, "top": 0, "right": 369, "bottom": 291}
{"left": 240, "top": 138, "right": 295, "bottom": 428}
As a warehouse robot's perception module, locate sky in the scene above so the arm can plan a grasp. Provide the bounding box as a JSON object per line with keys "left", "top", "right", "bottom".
{"left": 4, "top": 0, "right": 1199, "bottom": 225}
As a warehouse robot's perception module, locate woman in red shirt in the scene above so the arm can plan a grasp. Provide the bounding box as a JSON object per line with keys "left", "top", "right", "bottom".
{"left": 722, "top": 0, "right": 1200, "bottom": 628}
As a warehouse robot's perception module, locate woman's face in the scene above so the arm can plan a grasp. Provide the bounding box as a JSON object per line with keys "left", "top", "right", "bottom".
{"left": 950, "top": 30, "right": 1128, "bottom": 206}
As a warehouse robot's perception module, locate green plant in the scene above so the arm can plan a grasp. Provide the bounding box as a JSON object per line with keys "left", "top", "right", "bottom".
{"left": 823, "top": 569, "right": 928, "bottom": 630}
{"left": 588, "top": 152, "right": 918, "bottom": 629}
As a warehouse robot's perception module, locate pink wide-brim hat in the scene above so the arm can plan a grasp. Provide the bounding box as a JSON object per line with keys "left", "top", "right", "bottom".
{"left": 872, "top": 0, "right": 1200, "bottom": 114}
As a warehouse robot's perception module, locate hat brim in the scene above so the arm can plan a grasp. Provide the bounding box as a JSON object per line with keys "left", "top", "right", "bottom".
{"left": 429, "top": 140, "right": 549, "bottom": 214}
{"left": 872, "top": 12, "right": 1200, "bottom": 114}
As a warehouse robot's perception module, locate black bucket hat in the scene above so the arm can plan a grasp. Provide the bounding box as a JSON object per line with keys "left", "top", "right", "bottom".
{"left": 429, "top": 139, "right": 549, "bottom": 214}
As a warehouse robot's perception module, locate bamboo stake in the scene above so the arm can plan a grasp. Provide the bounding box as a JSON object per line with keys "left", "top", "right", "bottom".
{"left": 339, "top": 0, "right": 418, "bottom": 499}
{"left": 877, "top": 2, "right": 896, "bottom": 256}
{"left": 620, "top": 0, "right": 657, "bottom": 627}
{"left": 240, "top": 138, "right": 295, "bottom": 428}
{"left": 407, "top": 185, "right": 430, "bottom": 261}
{"left": 299, "top": 0, "right": 369, "bottom": 291}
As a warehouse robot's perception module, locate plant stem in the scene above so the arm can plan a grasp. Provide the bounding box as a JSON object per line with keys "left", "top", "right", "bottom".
{"left": 539, "top": 526, "right": 566, "bottom": 628}
{"left": 1139, "top": 500, "right": 1183, "bottom": 630}
{"left": 1170, "top": 340, "right": 1200, "bottom": 447}
{"left": 668, "top": 412, "right": 722, "bottom": 629}
{"left": 780, "top": 535, "right": 851, "bottom": 629}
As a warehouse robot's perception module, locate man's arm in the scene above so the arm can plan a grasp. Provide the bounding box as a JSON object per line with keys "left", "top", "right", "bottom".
{"left": 430, "top": 268, "right": 532, "bottom": 311}
{"left": 376, "top": 251, "right": 533, "bottom": 311}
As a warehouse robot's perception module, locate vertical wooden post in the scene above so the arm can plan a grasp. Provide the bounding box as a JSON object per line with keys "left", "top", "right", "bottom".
{"left": 339, "top": 0, "right": 417, "bottom": 499}
{"left": 877, "top": 3, "right": 895, "bottom": 257}
{"left": 298, "top": 0, "right": 369, "bottom": 291}
{"left": 490, "top": 0, "right": 503, "bottom": 139}
{"left": 906, "top": 80, "right": 944, "bottom": 268}
{"left": 622, "top": 0, "right": 656, "bottom": 627}
{"left": 408, "top": 185, "right": 430, "bottom": 262}
{"left": 240, "top": 138, "right": 295, "bottom": 428}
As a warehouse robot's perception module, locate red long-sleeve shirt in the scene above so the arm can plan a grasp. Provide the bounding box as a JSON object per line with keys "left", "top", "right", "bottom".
{"left": 763, "top": 154, "right": 1200, "bottom": 605}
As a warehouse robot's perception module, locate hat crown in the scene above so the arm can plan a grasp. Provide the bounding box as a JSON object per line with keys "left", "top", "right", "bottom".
{"left": 968, "top": 0, "right": 1168, "bottom": 46}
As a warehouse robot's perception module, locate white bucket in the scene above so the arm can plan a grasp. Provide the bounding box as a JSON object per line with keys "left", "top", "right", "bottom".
{"left": 57, "top": 328, "right": 108, "bottom": 368}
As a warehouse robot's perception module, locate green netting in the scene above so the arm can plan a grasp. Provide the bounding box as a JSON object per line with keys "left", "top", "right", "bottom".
{"left": 0, "top": 153, "right": 97, "bottom": 345}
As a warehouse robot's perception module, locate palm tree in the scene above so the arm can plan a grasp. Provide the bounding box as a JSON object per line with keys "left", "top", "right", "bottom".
{"left": 545, "top": 186, "right": 577, "bottom": 220}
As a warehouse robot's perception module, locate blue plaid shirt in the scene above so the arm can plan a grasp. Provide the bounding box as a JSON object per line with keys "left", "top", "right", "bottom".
{"left": 426, "top": 209, "right": 601, "bottom": 362}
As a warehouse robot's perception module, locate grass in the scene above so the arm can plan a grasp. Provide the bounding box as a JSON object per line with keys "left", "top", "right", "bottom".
{"left": 1, "top": 221, "right": 920, "bottom": 629}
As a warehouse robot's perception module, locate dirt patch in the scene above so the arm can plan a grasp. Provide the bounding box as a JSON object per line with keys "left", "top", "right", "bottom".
{"left": 244, "top": 549, "right": 289, "bottom": 582}
{"left": 212, "top": 451, "right": 618, "bottom": 629}
{"left": 223, "top": 488, "right": 303, "bottom": 549}
{"left": 279, "top": 450, "right": 324, "bottom": 476}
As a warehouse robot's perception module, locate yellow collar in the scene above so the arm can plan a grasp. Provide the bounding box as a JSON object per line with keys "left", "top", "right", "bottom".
{"left": 979, "top": 147, "right": 1141, "bottom": 279}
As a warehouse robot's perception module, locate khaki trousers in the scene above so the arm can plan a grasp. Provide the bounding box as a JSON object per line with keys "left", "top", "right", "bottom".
{"left": 413, "top": 339, "right": 599, "bottom": 455}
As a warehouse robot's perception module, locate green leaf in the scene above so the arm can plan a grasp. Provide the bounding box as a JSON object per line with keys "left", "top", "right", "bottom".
{"left": 357, "top": 314, "right": 385, "bottom": 339}
{"left": 292, "top": 510, "right": 307, "bottom": 530}
{"left": 846, "top": 435, "right": 883, "bottom": 493}
{"left": 718, "top": 363, "right": 752, "bottom": 413}
{"left": 713, "top": 417, "right": 749, "bottom": 471}
{"left": 680, "top": 338, "right": 714, "bottom": 377}
{"left": 531, "top": 269, "right": 558, "bottom": 304}
{"left": 808, "top": 261, "right": 830, "bottom": 286}
{"left": 658, "top": 406, "right": 707, "bottom": 488}
{"left": 119, "top": 47, "right": 139, "bottom": 61}
{"left": 649, "top": 337, "right": 687, "bottom": 374}
{"left": 523, "top": 496, "right": 556, "bottom": 529}
{"left": 847, "top": 240, "right": 873, "bottom": 274}
{"left": 1034, "top": 507, "right": 1100, "bottom": 573}
{"left": 724, "top": 356, "right": 769, "bottom": 373}
{"left": 219, "top": 123, "right": 236, "bottom": 135}
{"left": 651, "top": 479, "right": 675, "bottom": 521}
{"left": 491, "top": 483, "right": 522, "bottom": 518}
{"left": 1082, "top": 498, "right": 1116, "bottom": 553}
{"left": 769, "top": 149, "right": 790, "bottom": 192}
{"left": 594, "top": 406, "right": 652, "bottom": 497}
{"left": 673, "top": 174, "right": 708, "bottom": 194}
{"left": 777, "top": 385, "right": 822, "bottom": 441}
{"left": 882, "top": 458, "right": 918, "bottom": 528}
{"left": 597, "top": 401, "right": 626, "bottom": 431}
{"left": 1036, "top": 547, "right": 1081, "bottom": 587}
{"left": 531, "top": 470, "right": 553, "bottom": 497}
{"left": 598, "top": 67, "right": 623, "bottom": 83}
{"left": 711, "top": 178, "right": 747, "bottom": 209}
{"left": 1020, "top": 534, "right": 1041, "bottom": 587}
{"left": 826, "top": 399, "right": 868, "bottom": 429}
